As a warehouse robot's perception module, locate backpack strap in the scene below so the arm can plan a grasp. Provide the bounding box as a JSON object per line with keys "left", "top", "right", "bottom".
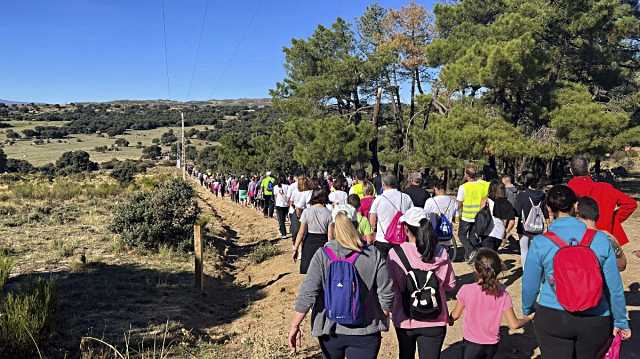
{"left": 544, "top": 231, "right": 567, "bottom": 248}
{"left": 323, "top": 246, "right": 360, "bottom": 263}
{"left": 392, "top": 246, "right": 413, "bottom": 273}
{"left": 580, "top": 228, "right": 597, "bottom": 247}
{"left": 323, "top": 247, "right": 339, "bottom": 262}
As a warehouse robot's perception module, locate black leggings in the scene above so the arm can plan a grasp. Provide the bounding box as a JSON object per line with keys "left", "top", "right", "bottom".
{"left": 463, "top": 340, "right": 497, "bottom": 359}
{"left": 534, "top": 305, "right": 612, "bottom": 359}
{"left": 396, "top": 326, "right": 446, "bottom": 359}
{"left": 275, "top": 206, "right": 288, "bottom": 237}
{"left": 319, "top": 333, "right": 381, "bottom": 359}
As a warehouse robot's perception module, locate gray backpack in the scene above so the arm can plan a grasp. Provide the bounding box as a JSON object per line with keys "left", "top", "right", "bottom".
{"left": 523, "top": 197, "right": 544, "bottom": 234}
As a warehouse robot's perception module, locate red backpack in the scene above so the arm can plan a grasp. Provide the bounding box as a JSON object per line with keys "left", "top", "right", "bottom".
{"left": 544, "top": 228, "right": 603, "bottom": 312}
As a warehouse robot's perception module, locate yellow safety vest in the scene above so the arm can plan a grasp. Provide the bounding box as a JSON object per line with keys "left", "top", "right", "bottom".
{"left": 351, "top": 182, "right": 364, "bottom": 199}
{"left": 461, "top": 180, "right": 490, "bottom": 221}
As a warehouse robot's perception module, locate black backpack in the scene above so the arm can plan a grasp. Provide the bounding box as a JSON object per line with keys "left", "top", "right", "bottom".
{"left": 392, "top": 246, "right": 443, "bottom": 320}
{"left": 472, "top": 202, "right": 494, "bottom": 238}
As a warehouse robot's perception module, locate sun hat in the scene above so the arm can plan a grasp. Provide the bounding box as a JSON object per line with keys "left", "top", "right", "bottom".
{"left": 399, "top": 207, "right": 427, "bottom": 227}
{"left": 331, "top": 204, "right": 357, "bottom": 223}
{"left": 266, "top": 171, "right": 272, "bottom": 176}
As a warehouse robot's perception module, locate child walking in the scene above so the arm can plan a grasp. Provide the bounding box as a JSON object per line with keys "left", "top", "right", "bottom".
{"left": 450, "top": 249, "right": 532, "bottom": 359}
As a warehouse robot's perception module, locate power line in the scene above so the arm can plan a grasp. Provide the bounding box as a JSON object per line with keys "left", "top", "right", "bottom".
{"left": 160, "top": 0, "right": 171, "bottom": 99}
{"left": 186, "top": 0, "right": 211, "bottom": 100}
{"left": 209, "top": 2, "right": 261, "bottom": 100}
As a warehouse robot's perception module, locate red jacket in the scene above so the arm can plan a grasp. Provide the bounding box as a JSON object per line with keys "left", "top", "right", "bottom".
{"left": 568, "top": 176, "right": 638, "bottom": 245}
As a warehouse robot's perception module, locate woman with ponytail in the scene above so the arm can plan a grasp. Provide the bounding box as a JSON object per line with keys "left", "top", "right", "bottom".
{"left": 388, "top": 207, "right": 457, "bottom": 359}
{"left": 450, "top": 248, "right": 532, "bottom": 359}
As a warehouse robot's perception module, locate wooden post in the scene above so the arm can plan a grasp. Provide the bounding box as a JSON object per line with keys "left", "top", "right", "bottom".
{"left": 194, "top": 224, "right": 204, "bottom": 291}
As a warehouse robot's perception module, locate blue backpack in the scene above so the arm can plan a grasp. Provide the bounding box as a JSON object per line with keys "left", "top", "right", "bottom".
{"left": 432, "top": 199, "right": 454, "bottom": 241}
{"left": 322, "top": 247, "right": 364, "bottom": 326}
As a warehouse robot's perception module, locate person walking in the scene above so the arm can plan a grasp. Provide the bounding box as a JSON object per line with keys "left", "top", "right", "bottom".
{"left": 522, "top": 185, "right": 630, "bottom": 358}
{"left": 514, "top": 173, "right": 548, "bottom": 266}
{"left": 358, "top": 182, "right": 376, "bottom": 220}
{"left": 450, "top": 249, "right": 532, "bottom": 359}
{"left": 238, "top": 175, "right": 249, "bottom": 207}
{"left": 404, "top": 172, "right": 429, "bottom": 208}
{"left": 388, "top": 207, "right": 456, "bottom": 359}
{"left": 292, "top": 189, "right": 332, "bottom": 274}
{"left": 482, "top": 181, "right": 516, "bottom": 252}
{"left": 349, "top": 169, "right": 367, "bottom": 199}
{"left": 369, "top": 174, "right": 414, "bottom": 256}
{"left": 274, "top": 175, "right": 290, "bottom": 240}
{"left": 288, "top": 211, "right": 393, "bottom": 359}
{"left": 328, "top": 176, "right": 349, "bottom": 210}
{"left": 457, "top": 165, "right": 490, "bottom": 262}
{"left": 261, "top": 171, "right": 276, "bottom": 218}
{"left": 567, "top": 156, "right": 637, "bottom": 247}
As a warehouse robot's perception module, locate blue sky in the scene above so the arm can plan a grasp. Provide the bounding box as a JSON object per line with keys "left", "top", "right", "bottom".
{"left": 0, "top": 0, "right": 435, "bottom": 104}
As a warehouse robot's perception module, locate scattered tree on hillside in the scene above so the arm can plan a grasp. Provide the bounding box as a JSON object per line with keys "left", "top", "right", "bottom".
{"left": 141, "top": 145, "right": 162, "bottom": 160}
{"left": 55, "top": 151, "right": 98, "bottom": 175}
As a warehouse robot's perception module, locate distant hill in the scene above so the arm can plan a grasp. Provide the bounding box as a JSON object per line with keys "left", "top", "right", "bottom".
{"left": 77, "top": 98, "right": 272, "bottom": 107}
{"left": 0, "top": 99, "right": 28, "bottom": 105}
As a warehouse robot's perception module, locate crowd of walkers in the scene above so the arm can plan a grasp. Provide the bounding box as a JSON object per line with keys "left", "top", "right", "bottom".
{"left": 187, "top": 156, "right": 636, "bottom": 359}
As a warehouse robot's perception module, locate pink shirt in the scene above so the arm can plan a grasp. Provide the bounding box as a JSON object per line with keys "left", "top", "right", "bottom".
{"left": 457, "top": 283, "right": 513, "bottom": 344}
{"left": 359, "top": 196, "right": 374, "bottom": 219}
{"left": 388, "top": 242, "right": 456, "bottom": 329}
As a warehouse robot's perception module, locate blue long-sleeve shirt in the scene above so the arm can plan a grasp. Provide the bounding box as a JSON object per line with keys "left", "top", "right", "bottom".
{"left": 522, "top": 216, "right": 629, "bottom": 329}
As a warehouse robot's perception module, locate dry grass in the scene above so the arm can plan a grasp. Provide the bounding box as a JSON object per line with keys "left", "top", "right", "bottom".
{"left": 2, "top": 125, "right": 216, "bottom": 166}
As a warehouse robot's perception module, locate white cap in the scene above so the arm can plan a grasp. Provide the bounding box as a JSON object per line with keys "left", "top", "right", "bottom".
{"left": 266, "top": 171, "right": 271, "bottom": 176}
{"left": 399, "top": 207, "right": 427, "bottom": 227}
{"left": 331, "top": 204, "right": 357, "bottom": 223}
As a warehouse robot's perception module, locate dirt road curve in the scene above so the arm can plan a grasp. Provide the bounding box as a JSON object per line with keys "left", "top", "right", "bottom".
{"left": 194, "top": 184, "right": 640, "bottom": 359}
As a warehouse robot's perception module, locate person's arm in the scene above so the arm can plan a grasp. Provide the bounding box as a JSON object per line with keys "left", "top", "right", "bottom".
{"left": 290, "top": 252, "right": 325, "bottom": 350}
{"left": 521, "top": 236, "right": 543, "bottom": 315}
{"left": 375, "top": 253, "right": 393, "bottom": 317}
{"left": 328, "top": 223, "right": 335, "bottom": 241}
{"left": 369, "top": 213, "right": 378, "bottom": 235}
{"left": 505, "top": 219, "right": 516, "bottom": 237}
{"left": 612, "top": 187, "right": 638, "bottom": 224}
{"left": 503, "top": 307, "right": 533, "bottom": 330}
{"left": 599, "top": 233, "right": 630, "bottom": 331}
{"left": 293, "top": 223, "right": 307, "bottom": 261}
{"left": 443, "top": 257, "right": 457, "bottom": 292}
{"left": 449, "top": 301, "right": 464, "bottom": 325}
{"left": 456, "top": 186, "right": 464, "bottom": 220}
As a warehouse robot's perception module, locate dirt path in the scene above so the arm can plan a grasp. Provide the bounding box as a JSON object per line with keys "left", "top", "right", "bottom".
{"left": 194, "top": 183, "right": 640, "bottom": 359}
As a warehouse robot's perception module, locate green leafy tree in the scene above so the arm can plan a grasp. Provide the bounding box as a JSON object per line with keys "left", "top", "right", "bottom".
{"left": 141, "top": 145, "right": 161, "bottom": 160}
{"left": 0, "top": 149, "right": 6, "bottom": 173}
{"left": 55, "top": 151, "right": 98, "bottom": 175}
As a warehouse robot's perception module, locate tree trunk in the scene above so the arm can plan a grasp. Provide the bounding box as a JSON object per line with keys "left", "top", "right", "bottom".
{"left": 352, "top": 89, "right": 362, "bottom": 125}
{"left": 443, "top": 167, "right": 450, "bottom": 192}
{"left": 594, "top": 158, "right": 601, "bottom": 177}
{"left": 410, "top": 74, "right": 416, "bottom": 122}
{"left": 423, "top": 87, "right": 440, "bottom": 130}
{"left": 415, "top": 69, "right": 424, "bottom": 95}
{"left": 369, "top": 87, "right": 383, "bottom": 175}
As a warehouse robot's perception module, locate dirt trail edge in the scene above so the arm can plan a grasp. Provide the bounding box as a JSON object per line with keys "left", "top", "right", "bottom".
{"left": 192, "top": 181, "right": 640, "bottom": 359}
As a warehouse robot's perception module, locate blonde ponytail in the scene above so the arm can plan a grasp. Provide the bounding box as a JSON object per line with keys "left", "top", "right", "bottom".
{"left": 333, "top": 213, "right": 362, "bottom": 252}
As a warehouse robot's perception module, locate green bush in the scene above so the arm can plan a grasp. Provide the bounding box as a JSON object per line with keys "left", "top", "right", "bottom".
{"left": 110, "top": 160, "right": 146, "bottom": 184}
{"left": 0, "top": 278, "right": 57, "bottom": 357}
{"left": 55, "top": 150, "right": 98, "bottom": 175}
{"left": 110, "top": 179, "right": 200, "bottom": 250}
{"left": 248, "top": 242, "right": 281, "bottom": 264}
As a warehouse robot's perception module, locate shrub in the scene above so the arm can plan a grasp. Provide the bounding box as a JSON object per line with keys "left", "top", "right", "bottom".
{"left": 248, "top": 242, "right": 281, "bottom": 264}
{"left": 114, "top": 138, "right": 129, "bottom": 147}
{"left": 6, "top": 158, "right": 36, "bottom": 174}
{"left": 141, "top": 145, "right": 162, "bottom": 160}
{"left": 0, "top": 148, "right": 6, "bottom": 173}
{"left": 110, "top": 179, "right": 200, "bottom": 250}
{"left": 55, "top": 151, "right": 98, "bottom": 175}
{"left": 0, "top": 278, "right": 57, "bottom": 356}
{"left": 94, "top": 145, "right": 108, "bottom": 153}
{"left": 110, "top": 160, "right": 146, "bottom": 184}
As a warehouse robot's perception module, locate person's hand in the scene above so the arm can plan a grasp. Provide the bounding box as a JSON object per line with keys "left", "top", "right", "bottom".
{"left": 526, "top": 313, "right": 535, "bottom": 321}
{"left": 613, "top": 328, "right": 632, "bottom": 340}
{"left": 292, "top": 247, "right": 299, "bottom": 262}
{"left": 288, "top": 324, "right": 303, "bottom": 352}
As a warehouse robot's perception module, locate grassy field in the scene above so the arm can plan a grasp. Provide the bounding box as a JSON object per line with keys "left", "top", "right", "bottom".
{"left": 2, "top": 124, "right": 216, "bottom": 166}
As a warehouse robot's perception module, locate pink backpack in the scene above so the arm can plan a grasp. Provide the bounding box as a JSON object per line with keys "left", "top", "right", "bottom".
{"left": 381, "top": 195, "right": 407, "bottom": 245}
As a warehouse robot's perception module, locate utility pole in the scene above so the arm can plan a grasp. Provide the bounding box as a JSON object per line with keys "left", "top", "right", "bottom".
{"left": 181, "top": 111, "right": 186, "bottom": 180}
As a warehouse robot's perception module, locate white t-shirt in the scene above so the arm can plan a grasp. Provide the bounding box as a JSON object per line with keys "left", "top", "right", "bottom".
{"left": 293, "top": 190, "right": 312, "bottom": 210}
{"left": 424, "top": 195, "right": 458, "bottom": 222}
{"left": 274, "top": 184, "right": 289, "bottom": 208}
{"left": 328, "top": 190, "right": 348, "bottom": 206}
{"left": 287, "top": 181, "right": 299, "bottom": 214}
{"left": 487, "top": 199, "right": 506, "bottom": 239}
{"left": 370, "top": 189, "right": 414, "bottom": 243}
